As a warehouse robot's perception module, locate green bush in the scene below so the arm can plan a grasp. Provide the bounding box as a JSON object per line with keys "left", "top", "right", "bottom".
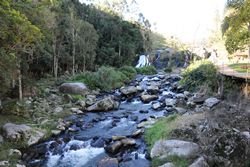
{"left": 94, "top": 66, "right": 126, "bottom": 91}
{"left": 119, "top": 66, "right": 137, "bottom": 80}
{"left": 164, "top": 66, "right": 173, "bottom": 73}
{"left": 180, "top": 60, "right": 218, "bottom": 92}
{"left": 136, "top": 66, "right": 157, "bottom": 75}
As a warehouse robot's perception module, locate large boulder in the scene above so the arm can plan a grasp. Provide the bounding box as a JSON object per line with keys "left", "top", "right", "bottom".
{"left": 120, "top": 86, "right": 138, "bottom": 96}
{"left": 159, "top": 163, "right": 176, "bottom": 167}
{"left": 204, "top": 97, "right": 220, "bottom": 108}
{"left": 147, "top": 85, "right": 159, "bottom": 94}
{"left": 2, "top": 123, "right": 45, "bottom": 146}
{"left": 151, "top": 140, "right": 201, "bottom": 159}
{"left": 59, "top": 82, "right": 88, "bottom": 95}
{"left": 3, "top": 123, "right": 32, "bottom": 141}
{"left": 87, "top": 96, "right": 119, "bottom": 112}
{"left": 140, "top": 94, "right": 158, "bottom": 103}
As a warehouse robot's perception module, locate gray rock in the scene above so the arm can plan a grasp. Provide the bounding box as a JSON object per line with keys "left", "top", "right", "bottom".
{"left": 71, "top": 108, "right": 83, "bottom": 114}
{"left": 98, "top": 157, "right": 118, "bottom": 167}
{"left": 159, "top": 163, "right": 176, "bottom": 167}
{"left": 85, "top": 95, "right": 96, "bottom": 106}
{"left": 165, "top": 98, "right": 177, "bottom": 107}
{"left": 137, "top": 118, "right": 156, "bottom": 128}
{"left": 189, "top": 156, "right": 209, "bottom": 167}
{"left": 141, "top": 94, "right": 158, "bottom": 103}
{"left": 242, "top": 131, "right": 250, "bottom": 139}
{"left": 147, "top": 85, "right": 159, "bottom": 94}
{"left": 27, "top": 130, "right": 45, "bottom": 146}
{"left": 152, "top": 102, "right": 161, "bottom": 110}
{"left": 176, "top": 93, "right": 185, "bottom": 99}
{"left": 87, "top": 96, "right": 119, "bottom": 112}
{"left": 151, "top": 140, "right": 201, "bottom": 159}
{"left": 9, "top": 149, "right": 22, "bottom": 158}
{"left": 53, "top": 106, "right": 63, "bottom": 113}
{"left": 112, "top": 136, "right": 126, "bottom": 141}
{"left": 51, "top": 130, "right": 61, "bottom": 136}
{"left": 105, "top": 141, "right": 123, "bottom": 154}
{"left": 16, "top": 164, "right": 26, "bottom": 167}
{"left": 121, "top": 138, "right": 136, "bottom": 147}
{"left": 3, "top": 123, "right": 31, "bottom": 141}
{"left": 174, "top": 107, "right": 187, "bottom": 114}
{"left": 76, "top": 100, "right": 86, "bottom": 108}
{"left": 204, "top": 97, "right": 220, "bottom": 108}
{"left": 120, "top": 86, "right": 138, "bottom": 96}
{"left": 131, "top": 129, "right": 144, "bottom": 137}
{"left": 0, "top": 161, "right": 9, "bottom": 167}
{"left": 59, "top": 82, "right": 88, "bottom": 95}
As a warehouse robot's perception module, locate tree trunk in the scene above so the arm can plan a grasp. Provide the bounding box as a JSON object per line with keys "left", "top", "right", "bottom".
{"left": 17, "top": 60, "right": 22, "bottom": 100}
{"left": 248, "top": 23, "right": 250, "bottom": 61}
{"left": 52, "top": 38, "right": 58, "bottom": 78}
{"left": 72, "top": 31, "right": 76, "bottom": 76}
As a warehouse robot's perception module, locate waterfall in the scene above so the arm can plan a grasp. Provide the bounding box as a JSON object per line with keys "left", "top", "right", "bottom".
{"left": 136, "top": 55, "right": 150, "bottom": 68}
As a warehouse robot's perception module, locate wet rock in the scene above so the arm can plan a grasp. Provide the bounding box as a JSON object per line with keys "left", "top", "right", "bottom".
{"left": 151, "top": 140, "right": 201, "bottom": 159}
{"left": 91, "top": 137, "right": 106, "bottom": 148}
{"left": 112, "top": 136, "right": 126, "bottom": 141}
{"left": 59, "top": 82, "right": 88, "bottom": 95}
{"left": 159, "top": 163, "right": 176, "bottom": 167}
{"left": 174, "top": 107, "right": 187, "bottom": 114}
{"left": 87, "top": 96, "right": 119, "bottom": 112}
{"left": 0, "top": 161, "right": 9, "bottom": 167}
{"left": 147, "top": 85, "right": 159, "bottom": 94}
{"left": 129, "top": 115, "right": 138, "bottom": 122}
{"left": 120, "top": 86, "right": 138, "bottom": 97}
{"left": 189, "top": 156, "right": 209, "bottom": 167}
{"left": 152, "top": 102, "right": 161, "bottom": 110}
{"left": 69, "top": 144, "right": 81, "bottom": 151}
{"left": 140, "top": 94, "right": 158, "bottom": 103}
{"left": 105, "top": 141, "right": 123, "bottom": 154}
{"left": 3, "top": 123, "right": 31, "bottom": 141}
{"left": 204, "top": 97, "right": 220, "bottom": 108}
{"left": 98, "top": 157, "right": 118, "bottom": 167}
{"left": 85, "top": 95, "right": 96, "bottom": 106}
{"left": 137, "top": 118, "right": 156, "bottom": 128}
{"left": 121, "top": 138, "right": 136, "bottom": 147}
{"left": 131, "top": 129, "right": 144, "bottom": 138}
{"left": 165, "top": 98, "right": 177, "bottom": 107}
{"left": 139, "top": 110, "right": 149, "bottom": 114}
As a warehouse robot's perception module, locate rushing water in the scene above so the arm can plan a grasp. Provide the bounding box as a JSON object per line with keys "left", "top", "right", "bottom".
{"left": 24, "top": 75, "right": 178, "bottom": 167}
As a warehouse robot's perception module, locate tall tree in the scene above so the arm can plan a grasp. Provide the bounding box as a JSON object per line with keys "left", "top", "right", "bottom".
{"left": 222, "top": 0, "right": 250, "bottom": 58}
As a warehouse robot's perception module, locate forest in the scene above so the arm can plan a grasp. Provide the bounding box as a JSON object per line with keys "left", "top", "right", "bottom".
{"left": 0, "top": 0, "right": 154, "bottom": 100}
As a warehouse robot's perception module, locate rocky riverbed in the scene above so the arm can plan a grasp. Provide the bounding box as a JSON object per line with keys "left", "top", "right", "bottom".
{"left": 1, "top": 71, "right": 250, "bottom": 167}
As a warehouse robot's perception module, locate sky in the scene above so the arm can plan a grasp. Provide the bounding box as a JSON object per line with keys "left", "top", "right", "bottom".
{"left": 80, "top": 0, "right": 227, "bottom": 43}
{"left": 137, "top": 0, "right": 227, "bottom": 43}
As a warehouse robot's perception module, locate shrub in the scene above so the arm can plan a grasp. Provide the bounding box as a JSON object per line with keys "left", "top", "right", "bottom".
{"left": 164, "top": 66, "right": 173, "bottom": 73}
{"left": 119, "top": 66, "right": 137, "bottom": 80}
{"left": 180, "top": 60, "right": 218, "bottom": 92}
{"left": 136, "top": 66, "right": 157, "bottom": 75}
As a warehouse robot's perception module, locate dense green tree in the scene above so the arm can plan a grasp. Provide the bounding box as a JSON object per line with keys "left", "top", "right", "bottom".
{"left": 222, "top": 0, "right": 250, "bottom": 57}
